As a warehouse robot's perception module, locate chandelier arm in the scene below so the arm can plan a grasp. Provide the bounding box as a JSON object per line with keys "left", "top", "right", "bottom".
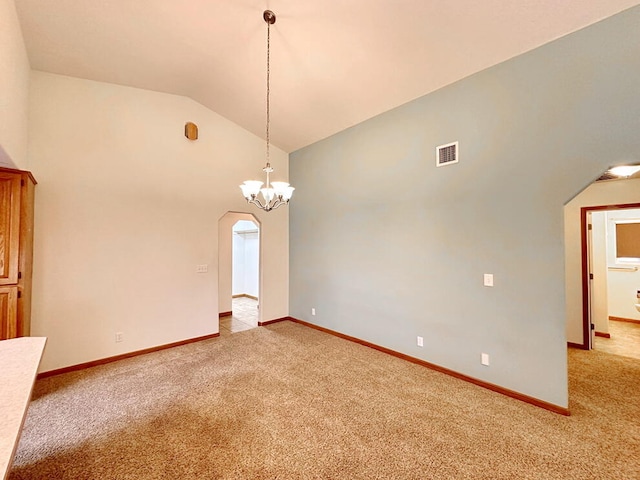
{"left": 244, "top": 195, "right": 289, "bottom": 212}
{"left": 270, "top": 198, "right": 288, "bottom": 210}
{"left": 247, "top": 196, "right": 266, "bottom": 210}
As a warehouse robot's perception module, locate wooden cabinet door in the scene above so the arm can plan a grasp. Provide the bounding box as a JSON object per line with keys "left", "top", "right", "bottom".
{"left": 0, "top": 285, "right": 18, "bottom": 340}
{"left": 0, "top": 173, "right": 21, "bottom": 285}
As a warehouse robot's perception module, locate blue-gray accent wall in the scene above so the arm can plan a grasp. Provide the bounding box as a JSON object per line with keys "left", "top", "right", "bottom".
{"left": 289, "top": 7, "right": 640, "bottom": 408}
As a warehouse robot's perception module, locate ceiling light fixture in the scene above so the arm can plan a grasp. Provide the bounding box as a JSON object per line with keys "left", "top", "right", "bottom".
{"left": 608, "top": 165, "right": 640, "bottom": 178}
{"left": 240, "top": 10, "right": 294, "bottom": 212}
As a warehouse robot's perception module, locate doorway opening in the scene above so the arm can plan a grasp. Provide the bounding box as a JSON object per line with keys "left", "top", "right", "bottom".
{"left": 231, "top": 220, "right": 260, "bottom": 330}
{"left": 581, "top": 203, "right": 640, "bottom": 354}
{"left": 218, "top": 212, "right": 261, "bottom": 335}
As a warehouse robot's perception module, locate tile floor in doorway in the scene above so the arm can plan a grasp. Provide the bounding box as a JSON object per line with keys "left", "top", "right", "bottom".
{"left": 220, "top": 296, "right": 258, "bottom": 335}
{"left": 594, "top": 319, "right": 640, "bottom": 360}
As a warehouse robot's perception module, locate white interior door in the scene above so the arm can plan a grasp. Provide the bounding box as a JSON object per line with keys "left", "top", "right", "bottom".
{"left": 587, "top": 211, "right": 611, "bottom": 349}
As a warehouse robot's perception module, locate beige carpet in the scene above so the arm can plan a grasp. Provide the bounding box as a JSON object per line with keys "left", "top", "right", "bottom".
{"left": 9, "top": 321, "right": 640, "bottom": 479}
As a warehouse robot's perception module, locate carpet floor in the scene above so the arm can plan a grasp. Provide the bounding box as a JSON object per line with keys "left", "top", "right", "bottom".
{"left": 9, "top": 321, "right": 640, "bottom": 479}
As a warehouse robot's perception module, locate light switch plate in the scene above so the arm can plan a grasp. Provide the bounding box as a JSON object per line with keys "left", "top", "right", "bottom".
{"left": 483, "top": 274, "right": 494, "bottom": 287}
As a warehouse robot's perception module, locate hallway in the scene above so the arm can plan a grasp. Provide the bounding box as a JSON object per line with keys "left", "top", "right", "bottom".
{"left": 594, "top": 319, "right": 640, "bottom": 360}
{"left": 219, "top": 297, "right": 258, "bottom": 336}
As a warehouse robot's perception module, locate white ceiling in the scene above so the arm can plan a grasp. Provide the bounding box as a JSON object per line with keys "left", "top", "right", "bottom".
{"left": 15, "top": 0, "right": 640, "bottom": 152}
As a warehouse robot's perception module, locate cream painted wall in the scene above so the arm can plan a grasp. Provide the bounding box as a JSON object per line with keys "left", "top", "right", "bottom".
{"left": 564, "top": 178, "right": 640, "bottom": 344}
{"left": 0, "top": 0, "right": 30, "bottom": 168}
{"left": 29, "top": 72, "right": 289, "bottom": 372}
{"left": 608, "top": 270, "right": 640, "bottom": 320}
{"left": 606, "top": 209, "right": 640, "bottom": 321}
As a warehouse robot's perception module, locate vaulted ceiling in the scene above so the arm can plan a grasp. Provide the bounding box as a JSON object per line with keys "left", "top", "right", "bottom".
{"left": 15, "top": 0, "right": 640, "bottom": 152}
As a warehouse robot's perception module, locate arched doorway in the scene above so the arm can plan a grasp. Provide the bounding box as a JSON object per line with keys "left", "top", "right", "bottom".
{"left": 218, "top": 212, "right": 261, "bottom": 334}
{"left": 564, "top": 165, "right": 640, "bottom": 351}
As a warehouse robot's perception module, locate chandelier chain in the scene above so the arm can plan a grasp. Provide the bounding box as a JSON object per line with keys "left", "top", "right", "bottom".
{"left": 266, "top": 18, "right": 271, "bottom": 165}
{"left": 239, "top": 10, "right": 294, "bottom": 212}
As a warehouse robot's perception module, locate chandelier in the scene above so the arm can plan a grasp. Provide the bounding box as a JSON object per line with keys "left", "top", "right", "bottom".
{"left": 240, "top": 10, "right": 294, "bottom": 212}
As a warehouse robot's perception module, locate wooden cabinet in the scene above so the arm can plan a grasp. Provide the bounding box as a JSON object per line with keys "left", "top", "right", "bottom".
{"left": 0, "top": 286, "right": 18, "bottom": 339}
{"left": 0, "top": 168, "right": 35, "bottom": 340}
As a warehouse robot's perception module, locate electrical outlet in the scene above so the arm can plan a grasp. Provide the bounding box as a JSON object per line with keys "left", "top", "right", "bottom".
{"left": 115, "top": 332, "right": 124, "bottom": 343}
{"left": 311, "top": 308, "right": 316, "bottom": 316}
{"left": 196, "top": 264, "right": 208, "bottom": 273}
{"left": 417, "top": 336, "right": 424, "bottom": 347}
{"left": 481, "top": 353, "right": 490, "bottom": 366}
{"left": 483, "top": 274, "right": 494, "bottom": 287}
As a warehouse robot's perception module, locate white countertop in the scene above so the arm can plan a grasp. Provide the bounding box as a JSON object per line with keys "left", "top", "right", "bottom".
{"left": 0, "top": 337, "right": 46, "bottom": 480}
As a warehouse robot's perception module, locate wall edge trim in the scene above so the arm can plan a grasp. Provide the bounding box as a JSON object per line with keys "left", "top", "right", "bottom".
{"left": 285, "top": 317, "right": 570, "bottom": 416}
{"left": 37, "top": 332, "right": 220, "bottom": 379}
{"left": 232, "top": 294, "right": 259, "bottom": 300}
{"left": 258, "top": 316, "right": 290, "bottom": 326}
{"left": 609, "top": 316, "right": 640, "bottom": 325}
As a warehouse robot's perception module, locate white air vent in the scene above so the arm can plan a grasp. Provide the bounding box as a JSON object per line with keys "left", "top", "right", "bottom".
{"left": 436, "top": 141, "right": 459, "bottom": 167}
